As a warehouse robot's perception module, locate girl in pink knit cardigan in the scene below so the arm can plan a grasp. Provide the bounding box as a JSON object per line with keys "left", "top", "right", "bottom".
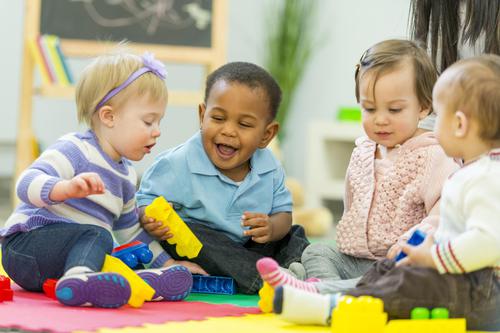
{"left": 257, "top": 39, "right": 458, "bottom": 294}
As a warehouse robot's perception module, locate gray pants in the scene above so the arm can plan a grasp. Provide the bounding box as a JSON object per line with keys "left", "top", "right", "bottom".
{"left": 348, "top": 259, "right": 500, "bottom": 331}
{"left": 302, "top": 243, "right": 375, "bottom": 294}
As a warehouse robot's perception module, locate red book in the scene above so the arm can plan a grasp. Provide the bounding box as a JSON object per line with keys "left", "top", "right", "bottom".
{"left": 37, "top": 35, "right": 56, "bottom": 83}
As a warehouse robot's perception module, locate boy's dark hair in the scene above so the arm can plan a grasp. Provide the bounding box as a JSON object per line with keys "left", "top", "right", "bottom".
{"left": 204, "top": 62, "right": 282, "bottom": 120}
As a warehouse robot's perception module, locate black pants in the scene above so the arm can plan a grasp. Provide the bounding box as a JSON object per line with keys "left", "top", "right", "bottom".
{"left": 161, "top": 223, "right": 309, "bottom": 294}
{"left": 347, "top": 259, "right": 500, "bottom": 331}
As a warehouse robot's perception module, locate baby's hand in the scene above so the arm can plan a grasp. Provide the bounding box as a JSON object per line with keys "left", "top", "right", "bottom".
{"left": 164, "top": 258, "right": 208, "bottom": 275}
{"left": 241, "top": 212, "right": 273, "bottom": 244}
{"left": 50, "top": 172, "right": 105, "bottom": 201}
{"left": 138, "top": 206, "right": 173, "bottom": 240}
{"left": 386, "top": 240, "right": 405, "bottom": 259}
{"left": 396, "top": 235, "right": 437, "bottom": 269}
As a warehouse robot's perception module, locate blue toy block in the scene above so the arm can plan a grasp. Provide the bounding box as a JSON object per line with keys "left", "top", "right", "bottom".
{"left": 191, "top": 275, "right": 236, "bottom": 295}
{"left": 112, "top": 241, "right": 153, "bottom": 269}
{"left": 395, "top": 230, "right": 426, "bottom": 262}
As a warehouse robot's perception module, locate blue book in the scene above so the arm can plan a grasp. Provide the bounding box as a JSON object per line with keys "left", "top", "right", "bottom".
{"left": 54, "top": 37, "right": 74, "bottom": 84}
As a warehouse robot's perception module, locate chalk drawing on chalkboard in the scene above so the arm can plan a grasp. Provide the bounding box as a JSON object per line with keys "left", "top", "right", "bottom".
{"left": 71, "top": 0, "right": 211, "bottom": 35}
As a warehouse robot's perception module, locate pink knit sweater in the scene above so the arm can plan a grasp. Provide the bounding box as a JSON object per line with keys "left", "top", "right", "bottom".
{"left": 336, "top": 132, "right": 459, "bottom": 259}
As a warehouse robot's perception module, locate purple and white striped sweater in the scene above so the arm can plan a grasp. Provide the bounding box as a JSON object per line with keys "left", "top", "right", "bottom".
{"left": 1, "top": 130, "right": 170, "bottom": 268}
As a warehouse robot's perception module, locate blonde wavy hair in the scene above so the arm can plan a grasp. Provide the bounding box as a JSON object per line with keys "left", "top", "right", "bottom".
{"left": 76, "top": 47, "right": 168, "bottom": 127}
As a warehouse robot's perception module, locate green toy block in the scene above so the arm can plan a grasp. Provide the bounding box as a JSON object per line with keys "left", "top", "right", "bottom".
{"left": 411, "top": 307, "right": 430, "bottom": 319}
{"left": 337, "top": 106, "right": 361, "bottom": 122}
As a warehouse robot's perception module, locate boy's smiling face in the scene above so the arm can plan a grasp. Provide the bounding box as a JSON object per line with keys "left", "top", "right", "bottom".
{"left": 199, "top": 80, "right": 278, "bottom": 182}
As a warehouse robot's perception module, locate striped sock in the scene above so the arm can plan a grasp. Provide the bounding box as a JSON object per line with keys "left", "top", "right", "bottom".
{"left": 256, "top": 257, "right": 318, "bottom": 293}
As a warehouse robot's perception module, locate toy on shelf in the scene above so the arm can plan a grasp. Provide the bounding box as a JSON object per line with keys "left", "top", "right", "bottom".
{"left": 258, "top": 282, "right": 274, "bottom": 313}
{"left": 191, "top": 275, "right": 236, "bottom": 295}
{"left": 145, "top": 196, "right": 203, "bottom": 259}
{"left": 112, "top": 241, "right": 153, "bottom": 269}
{"left": 395, "top": 230, "right": 426, "bottom": 262}
{"left": 331, "top": 295, "right": 387, "bottom": 333}
{"left": 0, "top": 275, "right": 13, "bottom": 301}
{"left": 385, "top": 307, "right": 465, "bottom": 333}
{"left": 101, "top": 254, "right": 155, "bottom": 308}
{"left": 337, "top": 106, "right": 361, "bottom": 122}
{"left": 42, "top": 279, "right": 58, "bottom": 300}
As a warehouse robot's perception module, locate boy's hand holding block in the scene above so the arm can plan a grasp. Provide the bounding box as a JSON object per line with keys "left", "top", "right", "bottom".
{"left": 145, "top": 196, "right": 203, "bottom": 259}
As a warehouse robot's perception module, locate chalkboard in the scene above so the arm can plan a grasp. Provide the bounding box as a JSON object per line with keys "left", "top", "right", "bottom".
{"left": 40, "top": 0, "right": 213, "bottom": 48}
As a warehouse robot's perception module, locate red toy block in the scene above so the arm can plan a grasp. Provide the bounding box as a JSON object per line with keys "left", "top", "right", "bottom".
{"left": 43, "top": 279, "right": 58, "bottom": 300}
{"left": 0, "top": 275, "right": 11, "bottom": 289}
{"left": 113, "top": 240, "right": 142, "bottom": 252}
{"left": 0, "top": 288, "right": 13, "bottom": 301}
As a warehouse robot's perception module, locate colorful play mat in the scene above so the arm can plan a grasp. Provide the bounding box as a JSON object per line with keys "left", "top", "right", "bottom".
{"left": 0, "top": 251, "right": 493, "bottom": 333}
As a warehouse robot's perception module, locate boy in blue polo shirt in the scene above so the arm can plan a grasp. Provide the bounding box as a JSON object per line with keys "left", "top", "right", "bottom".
{"left": 136, "top": 62, "right": 309, "bottom": 294}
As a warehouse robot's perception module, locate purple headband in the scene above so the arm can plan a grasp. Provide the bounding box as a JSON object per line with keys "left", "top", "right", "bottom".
{"left": 95, "top": 52, "right": 167, "bottom": 110}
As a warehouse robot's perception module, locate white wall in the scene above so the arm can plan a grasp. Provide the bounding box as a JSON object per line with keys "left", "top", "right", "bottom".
{"left": 281, "top": 0, "right": 412, "bottom": 181}
{"left": 0, "top": 0, "right": 411, "bottom": 185}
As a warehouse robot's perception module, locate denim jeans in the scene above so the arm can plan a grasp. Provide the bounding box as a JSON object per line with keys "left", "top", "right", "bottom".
{"left": 302, "top": 242, "right": 375, "bottom": 293}
{"left": 1, "top": 223, "right": 113, "bottom": 292}
{"left": 161, "top": 223, "right": 310, "bottom": 294}
{"left": 347, "top": 259, "right": 500, "bottom": 331}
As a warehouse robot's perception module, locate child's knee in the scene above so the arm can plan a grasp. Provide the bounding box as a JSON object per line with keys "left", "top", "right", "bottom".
{"left": 303, "top": 243, "right": 338, "bottom": 260}
{"left": 82, "top": 225, "right": 113, "bottom": 251}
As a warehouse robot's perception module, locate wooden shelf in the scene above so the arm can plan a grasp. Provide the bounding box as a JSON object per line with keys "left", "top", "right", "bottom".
{"left": 34, "top": 85, "right": 203, "bottom": 106}
{"left": 35, "top": 85, "right": 74, "bottom": 98}
{"left": 14, "top": 0, "right": 227, "bottom": 208}
{"left": 305, "top": 121, "right": 365, "bottom": 207}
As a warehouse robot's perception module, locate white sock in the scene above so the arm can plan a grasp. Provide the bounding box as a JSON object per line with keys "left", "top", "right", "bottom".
{"left": 64, "top": 266, "right": 94, "bottom": 277}
{"left": 276, "top": 285, "right": 337, "bottom": 325}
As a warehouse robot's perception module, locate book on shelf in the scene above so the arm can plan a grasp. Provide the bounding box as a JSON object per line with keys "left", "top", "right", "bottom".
{"left": 26, "top": 37, "right": 51, "bottom": 85}
{"left": 36, "top": 35, "right": 56, "bottom": 83}
{"left": 44, "top": 35, "right": 70, "bottom": 86}
{"left": 54, "top": 37, "right": 74, "bottom": 84}
{"left": 28, "top": 34, "right": 73, "bottom": 87}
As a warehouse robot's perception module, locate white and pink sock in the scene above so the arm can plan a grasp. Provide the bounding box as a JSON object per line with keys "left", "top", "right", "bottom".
{"left": 256, "top": 257, "right": 318, "bottom": 293}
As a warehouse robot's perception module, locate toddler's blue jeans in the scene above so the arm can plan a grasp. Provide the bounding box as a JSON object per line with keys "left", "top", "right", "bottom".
{"left": 1, "top": 223, "right": 113, "bottom": 291}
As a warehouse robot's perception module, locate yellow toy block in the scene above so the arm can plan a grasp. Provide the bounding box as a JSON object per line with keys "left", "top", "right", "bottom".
{"left": 258, "top": 282, "right": 274, "bottom": 313}
{"left": 101, "top": 255, "right": 155, "bottom": 308}
{"left": 145, "top": 196, "right": 203, "bottom": 259}
{"left": 384, "top": 318, "right": 466, "bottom": 333}
{"left": 331, "top": 296, "right": 387, "bottom": 333}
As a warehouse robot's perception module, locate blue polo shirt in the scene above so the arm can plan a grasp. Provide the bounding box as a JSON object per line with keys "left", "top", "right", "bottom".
{"left": 136, "top": 131, "right": 292, "bottom": 244}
